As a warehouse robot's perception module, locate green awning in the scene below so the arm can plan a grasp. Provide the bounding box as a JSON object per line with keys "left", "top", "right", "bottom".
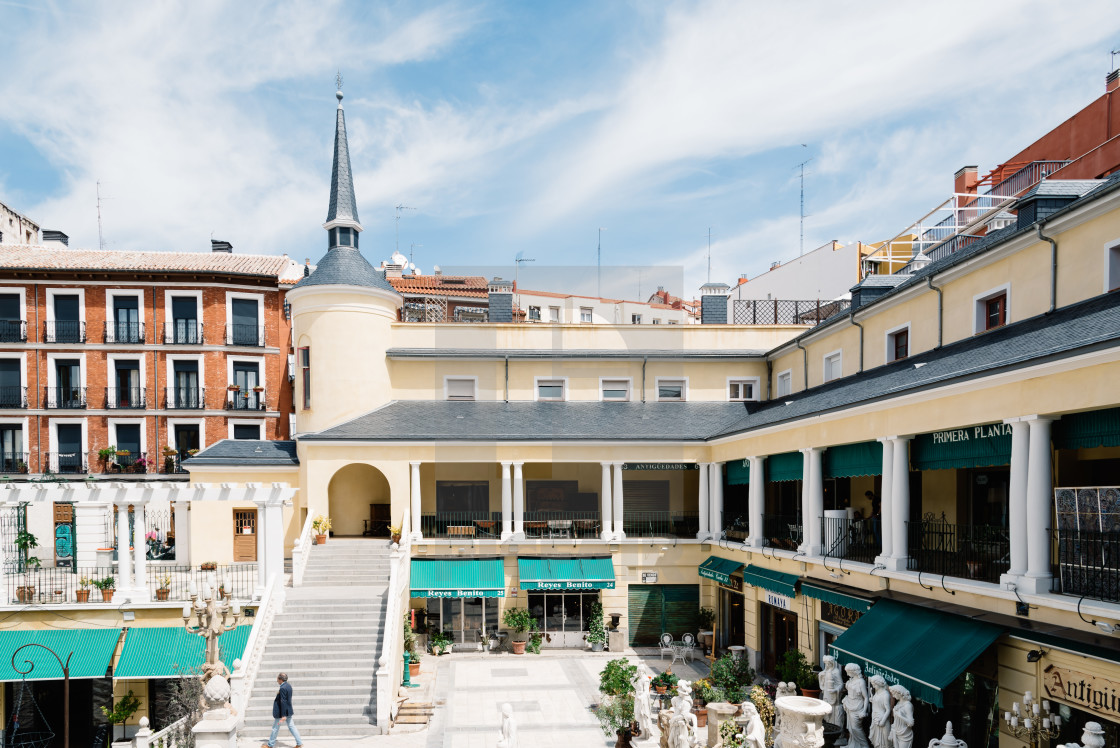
{"left": 742, "top": 564, "right": 799, "bottom": 597}
{"left": 698, "top": 556, "right": 745, "bottom": 584}
{"left": 911, "top": 423, "right": 1012, "bottom": 471}
{"left": 0, "top": 628, "right": 122, "bottom": 681}
{"left": 766, "top": 452, "right": 803, "bottom": 482}
{"left": 829, "top": 599, "right": 1003, "bottom": 707}
{"left": 727, "top": 460, "right": 750, "bottom": 485}
{"left": 518, "top": 556, "right": 615, "bottom": 590}
{"left": 800, "top": 581, "right": 874, "bottom": 612}
{"left": 114, "top": 625, "right": 251, "bottom": 679}
{"left": 1054, "top": 408, "right": 1120, "bottom": 450}
{"left": 824, "top": 441, "right": 883, "bottom": 478}
{"left": 411, "top": 558, "right": 505, "bottom": 598}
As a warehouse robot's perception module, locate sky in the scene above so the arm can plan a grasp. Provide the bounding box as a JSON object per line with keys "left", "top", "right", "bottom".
{"left": 0, "top": 1, "right": 1117, "bottom": 299}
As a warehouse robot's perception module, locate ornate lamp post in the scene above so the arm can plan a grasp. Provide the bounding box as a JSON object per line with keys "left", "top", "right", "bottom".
{"left": 1003, "top": 691, "right": 1061, "bottom": 747}
{"left": 182, "top": 572, "right": 241, "bottom": 707}
{"left": 11, "top": 642, "right": 73, "bottom": 748}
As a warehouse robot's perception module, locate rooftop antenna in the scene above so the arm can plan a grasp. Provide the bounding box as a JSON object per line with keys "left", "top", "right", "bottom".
{"left": 597, "top": 227, "right": 606, "bottom": 298}
{"left": 409, "top": 243, "right": 422, "bottom": 267}
{"left": 395, "top": 204, "right": 416, "bottom": 254}
{"left": 796, "top": 144, "right": 812, "bottom": 256}
{"left": 96, "top": 181, "right": 107, "bottom": 251}
{"left": 1112, "top": 48, "right": 1120, "bottom": 73}
{"left": 707, "top": 227, "right": 712, "bottom": 284}
{"left": 515, "top": 251, "right": 535, "bottom": 292}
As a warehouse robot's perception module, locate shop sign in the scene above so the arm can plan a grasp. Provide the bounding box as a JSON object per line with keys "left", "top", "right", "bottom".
{"left": 520, "top": 580, "right": 615, "bottom": 590}
{"left": 642, "top": 572, "right": 658, "bottom": 583}
{"left": 719, "top": 576, "right": 743, "bottom": 593}
{"left": 821, "top": 602, "right": 862, "bottom": 628}
{"left": 623, "top": 463, "right": 699, "bottom": 471}
{"left": 930, "top": 423, "right": 1011, "bottom": 443}
{"left": 411, "top": 588, "right": 505, "bottom": 598}
{"left": 1043, "top": 663, "right": 1120, "bottom": 722}
{"left": 764, "top": 592, "right": 792, "bottom": 611}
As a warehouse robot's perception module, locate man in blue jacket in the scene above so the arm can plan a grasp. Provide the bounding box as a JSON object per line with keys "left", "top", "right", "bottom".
{"left": 265, "top": 672, "right": 302, "bottom": 748}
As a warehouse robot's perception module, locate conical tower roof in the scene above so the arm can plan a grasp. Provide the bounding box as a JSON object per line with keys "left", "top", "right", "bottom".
{"left": 326, "top": 89, "right": 360, "bottom": 228}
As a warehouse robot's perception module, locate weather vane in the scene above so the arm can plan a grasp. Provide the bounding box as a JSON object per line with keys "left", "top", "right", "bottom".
{"left": 336, "top": 70, "right": 343, "bottom": 91}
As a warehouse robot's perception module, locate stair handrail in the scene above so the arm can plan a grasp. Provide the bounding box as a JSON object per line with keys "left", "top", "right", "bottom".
{"left": 230, "top": 571, "right": 285, "bottom": 716}
{"left": 290, "top": 513, "right": 314, "bottom": 587}
{"left": 375, "top": 518, "right": 411, "bottom": 733}
{"left": 134, "top": 714, "right": 189, "bottom": 748}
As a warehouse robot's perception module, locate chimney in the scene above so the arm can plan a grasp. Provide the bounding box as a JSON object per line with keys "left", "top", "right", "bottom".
{"left": 770, "top": 261, "right": 780, "bottom": 271}
{"left": 699, "top": 282, "right": 730, "bottom": 324}
{"left": 1108, "top": 70, "right": 1120, "bottom": 93}
{"left": 434, "top": 265, "right": 442, "bottom": 277}
{"left": 42, "top": 230, "right": 69, "bottom": 247}
{"left": 211, "top": 239, "right": 233, "bottom": 253}
{"left": 487, "top": 277, "right": 514, "bottom": 323}
{"left": 954, "top": 165, "right": 979, "bottom": 195}
{"left": 304, "top": 258, "right": 311, "bottom": 277}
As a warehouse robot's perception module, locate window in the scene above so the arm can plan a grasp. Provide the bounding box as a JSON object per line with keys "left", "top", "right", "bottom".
{"left": 631, "top": 314, "right": 642, "bottom": 324}
{"left": 112, "top": 360, "right": 142, "bottom": 408}
{"left": 886, "top": 325, "right": 910, "bottom": 362}
{"left": 233, "top": 423, "right": 262, "bottom": 440}
{"left": 299, "top": 347, "right": 311, "bottom": 409}
{"left": 656, "top": 378, "right": 687, "bottom": 401}
{"left": 984, "top": 294, "right": 1006, "bottom": 330}
{"left": 229, "top": 296, "right": 262, "bottom": 346}
{"left": 50, "top": 292, "right": 82, "bottom": 343}
{"left": 169, "top": 295, "right": 201, "bottom": 344}
{"left": 231, "top": 361, "right": 262, "bottom": 410}
{"left": 172, "top": 361, "right": 200, "bottom": 408}
{"left": 528, "top": 306, "right": 541, "bottom": 322}
{"left": 1108, "top": 241, "right": 1120, "bottom": 292}
{"left": 0, "top": 291, "right": 24, "bottom": 343}
{"left": 652, "top": 318, "right": 661, "bottom": 324}
{"left": 728, "top": 378, "right": 758, "bottom": 402}
{"left": 823, "top": 351, "right": 842, "bottom": 382}
{"left": 549, "top": 306, "right": 561, "bottom": 323}
{"left": 0, "top": 425, "right": 22, "bottom": 471}
{"left": 601, "top": 378, "right": 630, "bottom": 402}
{"left": 973, "top": 285, "right": 1010, "bottom": 334}
{"left": 109, "top": 293, "right": 142, "bottom": 343}
{"left": 776, "top": 370, "right": 792, "bottom": 397}
{"left": 536, "top": 378, "right": 566, "bottom": 401}
{"left": 580, "top": 307, "right": 593, "bottom": 323}
{"left": 0, "top": 358, "right": 21, "bottom": 407}
{"left": 445, "top": 377, "right": 476, "bottom": 401}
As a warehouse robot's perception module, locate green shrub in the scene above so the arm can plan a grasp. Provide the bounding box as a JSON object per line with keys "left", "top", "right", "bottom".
{"left": 710, "top": 653, "right": 755, "bottom": 702}
{"left": 599, "top": 658, "right": 638, "bottom": 696}
{"left": 595, "top": 694, "right": 635, "bottom": 738}
{"left": 502, "top": 607, "right": 535, "bottom": 636}
{"left": 776, "top": 649, "right": 816, "bottom": 689}
{"left": 586, "top": 601, "right": 606, "bottom": 644}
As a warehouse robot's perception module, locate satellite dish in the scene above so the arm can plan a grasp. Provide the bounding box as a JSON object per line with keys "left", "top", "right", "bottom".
{"left": 409, "top": 263, "right": 416, "bottom": 270}
{"left": 433, "top": 265, "right": 441, "bottom": 273}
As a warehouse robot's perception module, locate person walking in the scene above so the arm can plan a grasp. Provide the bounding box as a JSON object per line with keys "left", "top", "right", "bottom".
{"left": 264, "top": 672, "right": 303, "bottom": 748}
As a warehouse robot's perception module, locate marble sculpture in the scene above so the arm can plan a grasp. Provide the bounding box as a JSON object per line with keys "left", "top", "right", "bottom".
{"left": 867, "top": 676, "right": 891, "bottom": 748}
{"left": 887, "top": 685, "right": 913, "bottom": 748}
{"left": 818, "top": 656, "right": 844, "bottom": 728}
{"left": 841, "top": 664, "right": 870, "bottom": 748}
{"left": 497, "top": 702, "right": 518, "bottom": 748}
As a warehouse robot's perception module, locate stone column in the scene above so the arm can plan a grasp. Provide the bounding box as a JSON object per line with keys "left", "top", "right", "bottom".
{"left": 876, "top": 437, "right": 894, "bottom": 565}
{"left": 116, "top": 502, "right": 133, "bottom": 596}
{"left": 887, "top": 436, "right": 912, "bottom": 571}
{"left": 410, "top": 461, "right": 422, "bottom": 540}
{"left": 613, "top": 462, "right": 625, "bottom": 539}
{"left": 132, "top": 499, "right": 150, "bottom": 602}
{"left": 600, "top": 462, "right": 613, "bottom": 540}
{"left": 697, "top": 462, "right": 710, "bottom": 539}
{"left": 513, "top": 462, "right": 525, "bottom": 538}
{"left": 1022, "top": 416, "right": 1054, "bottom": 594}
{"left": 501, "top": 461, "right": 514, "bottom": 540}
{"left": 173, "top": 500, "right": 190, "bottom": 564}
{"left": 1002, "top": 419, "right": 1030, "bottom": 585}
{"left": 711, "top": 462, "right": 724, "bottom": 538}
{"left": 802, "top": 448, "right": 823, "bottom": 556}
{"left": 747, "top": 456, "right": 766, "bottom": 547}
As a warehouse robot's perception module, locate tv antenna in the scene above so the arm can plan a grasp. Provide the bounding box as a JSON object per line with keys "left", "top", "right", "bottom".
{"left": 707, "top": 227, "right": 712, "bottom": 284}
{"left": 395, "top": 204, "right": 416, "bottom": 254}
{"left": 597, "top": 227, "right": 606, "bottom": 297}
{"left": 514, "top": 251, "right": 535, "bottom": 290}
{"left": 796, "top": 145, "right": 812, "bottom": 256}
{"left": 409, "top": 243, "right": 422, "bottom": 268}
{"left": 96, "top": 181, "right": 109, "bottom": 251}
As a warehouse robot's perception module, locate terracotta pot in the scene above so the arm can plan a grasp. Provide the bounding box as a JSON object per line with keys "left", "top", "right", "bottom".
{"left": 655, "top": 685, "right": 667, "bottom": 694}
{"left": 391, "top": 534, "right": 402, "bottom": 545}
{"left": 201, "top": 563, "right": 217, "bottom": 571}
{"left": 315, "top": 534, "right": 328, "bottom": 545}
{"left": 801, "top": 687, "right": 822, "bottom": 699}
{"left": 100, "top": 588, "right": 115, "bottom": 602}
{"left": 511, "top": 640, "right": 527, "bottom": 655}
{"left": 694, "top": 707, "right": 707, "bottom": 728}
{"left": 75, "top": 589, "right": 90, "bottom": 603}
{"left": 409, "top": 662, "right": 421, "bottom": 677}
{"left": 156, "top": 588, "right": 170, "bottom": 601}
{"left": 16, "top": 586, "right": 34, "bottom": 603}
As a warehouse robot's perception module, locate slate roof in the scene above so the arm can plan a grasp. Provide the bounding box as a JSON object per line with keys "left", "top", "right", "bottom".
{"left": 1019, "top": 179, "right": 1103, "bottom": 199}
{"left": 292, "top": 248, "right": 399, "bottom": 293}
{"left": 184, "top": 440, "right": 298, "bottom": 466}
{"left": 326, "top": 94, "right": 360, "bottom": 226}
{"left": 0, "top": 246, "right": 295, "bottom": 277}
{"left": 385, "top": 348, "right": 767, "bottom": 359}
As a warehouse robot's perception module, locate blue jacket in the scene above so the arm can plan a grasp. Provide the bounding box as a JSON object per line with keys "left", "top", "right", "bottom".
{"left": 273, "top": 681, "right": 294, "bottom": 718}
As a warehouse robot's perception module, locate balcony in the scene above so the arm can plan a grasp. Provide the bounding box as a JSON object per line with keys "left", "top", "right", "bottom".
{"left": 4, "top": 563, "right": 257, "bottom": 606}
{"left": 421, "top": 511, "right": 501, "bottom": 538}
{"left": 987, "top": 160, "right": 1071, "bottom": 197}
{"left": 105, "top": 386, "right": 146, "bottom": 409}
{"left": 820, "top": 516, "right": 881, "bottom": 564}
{"left": 44, "top": 386, "right": 86, "bottom": 409}
{"left": 44, "top": 320, "right": 85, "bottom": 344}
{"left": 622, "top": 511, "right": 698, "bottom": 538}
{"left": 0, "top": 452, "right": 29, "bottom": 474}
{"left": 0, "top": 320, "right": 27, "bottom": 343}
{"left": 160, "top": 453, "right": 191, "bottom": 474}
{"left": 225, "top": 388, "right": 266, "bottom": 411}
{"left": 99, "top": 451, "right": 151, "bottom": 475}
{"left": 162, "top": 321, "right": 204, "bottom": 345}
{"left": 1053, "top": 529, "right": 1120, "bottom": 603}
{"left": 43, "top": 451, "right": 89, "bottom": 474}
{"left": 0, "top": 386, "right": 27, "bottom": 409}
{"left": 225, "top": 324, "right": 264, "bottom": 347}
{"left": 731, "top": 299, "right": 851, "bottom": 326}
{"left": 763, "top": 514, "right": 801, "bottom": 550}
{"left": 165, "top": 387, "right": 206, "bottom": 410}
{"left": 906, "top": 521, "right": 1009, "bottom": 583}
{"left": 103, "top": 321, "right": 146, "bottom": 344}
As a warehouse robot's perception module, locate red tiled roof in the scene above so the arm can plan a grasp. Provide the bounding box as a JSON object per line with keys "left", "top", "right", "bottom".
{"left": 0, "top": 245, "right": 295, "bottom": 278}
{"left": 388, "top": 275, "right": 489, "bottom": 298}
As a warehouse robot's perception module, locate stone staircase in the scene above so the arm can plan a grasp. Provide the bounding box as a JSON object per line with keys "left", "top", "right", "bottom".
{"left": 242, "top": 539, "right": 393, "bottom": 739}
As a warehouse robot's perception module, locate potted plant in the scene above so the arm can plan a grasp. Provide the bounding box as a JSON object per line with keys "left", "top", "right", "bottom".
{"left": 227, "top": 384, "right": 241, "bottom": 391}
{"left": 93, "top": 576, "right": 116, "bottom": 602}
{"left": 163, "top": 446, "right": 178, "bottom": 472}
{"left": 252, "top": 385, "right": 265, "bottom": 392}
{"left": 599, "top": 658, "right": 637, "bottom": 697}
{"left": 101, "top": 690, "right": 141, "bottom": 742}
{"left": 156, "top": 574, "right": 172, "bottom": 601}
{"left": 776, "top": 649, "right": 819, "bottom": 698}
{"left": 388, "top": 523, "right": 402, "bottom": 545}
{"left": 16, "top": 556, "right": 40, "bottom": 603}
{"left": 76, "top": 576, "right": 92, "bottom": 603}
{"left": 710, "top": 652, "right": 756, "bottom": 703}
{"left": 16, "top": 460, "right": 28, "bottom": 474}
{"left": 97, "top": 445, "right": 117, "bottom": 464}
{"left": 429, "top": 629, "right": 453, "bottom": 655}
{"left": 586, "top": 600, "right": 606, "bottom": 651}
{"left": 404, "top": 614, "right": 421, "bottom": 676}
{"left": 200, "top": 561, "right": 217, "bottom": 571}
{"left": 502, "top": 607, "right": 534, "bottom": 655}
{"left": 527, "top": 624, "right": 544, "bottom": 654}
{"left": 720, "top": 719, "right": 745, "bottom": 747}
{"left": 132, "top": 455, "right": 148, "bottom": 473}
{"left": 312, "top": 515, "right": 332, "bottom": 544}
{"left": 651, "top": 670, "right": 678, "bottom": 695}
{"left": 187, "top": 448, "right": 199, "bottom": 457}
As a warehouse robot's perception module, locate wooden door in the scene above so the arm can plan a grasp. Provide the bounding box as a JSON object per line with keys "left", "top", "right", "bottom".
{"left": 233, "top": 509, "right": 257, "bottom": 562}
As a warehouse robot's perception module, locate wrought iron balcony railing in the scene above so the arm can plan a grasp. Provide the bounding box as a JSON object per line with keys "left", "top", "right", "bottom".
{"left": 44, "top": 320, "right": 85, "bottom": 343}
{"left": 225, "top": 388, "right": 266, "bottom": 410}
{"left": 821, "top": 516, "right": 881, "bottom": 564}
{"left": 105, "top": 386, "right": 146, "bottom": 409}
{"left": 104, "top": 321, "right": 146, "bottom": 344}
{"left": 621, "top": 511, "right": 699, "bottom": 538}
{"left": 162, "top": 321, "right": 204, "bottom": 345}
{"left": 100, "top": 451, "right": 150, "bottom": 475}
{"left": 0, "top": 386, "right": 27, "bottom": 409}
{"left": 165, "top": 387, "right": 205, "bottom": 409}
{"left": 43, "top": 451, "right": 89, "bottom": 474}
{"left": 906, "top": 521, "right": 1010, "bottom": 583}
{"left": 763, "top": 514, "right": 802, "bottom": 550}
{"left": 1053, "top": 529, "right": 1120, "bottom": 604}
{"left": 0, "top": 452, "right": 29, "bottom": 474}
{"left": 44, "top": 386, "right": 86, "bottom": 409}
{"left": 0, "top": 320, "right": 27, "bottom": 343}
{"left": 225, "top": 324, "right": 264, "bottom": 347}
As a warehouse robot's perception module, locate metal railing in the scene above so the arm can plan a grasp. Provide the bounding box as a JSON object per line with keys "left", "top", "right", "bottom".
{"left": 420, "top": 511, "right": 500, "bottom": 538}
{"left": 1053, "top": 529, "right": 1120, "bottom": 603}
{"left": 43, "top": 451, "right": 88, "bottom": 474}
{"left": 622, "top": 511, "right": 699, "bottom": 538}
{"left": 731, "top": 299, "right": 851, "bottom": 326}
{"left": 763, "top": 514, "right": 802, "bottom": 549}
{"left": 225, "top": 324, "right": 264, "bottom": 347}
{"left": 907, "top": 521, "right": 1009, "bottom": 583}
{"left": 7, "top": 565, "right": 115, "bottom": 604}
{"left": 103, "top": 321, "right": 146, "bottom": 344}
{"left": 44, "top": 386, "right": 86, "bottom": 409}
{"left": 43, "top": 320, "right": 85, "bottom": 343}
{"left": 0, "top": 320, "right": 26, "bottom": 343}
{"left": 106, "top": 386, "right": 147, "bottom": 409}
{"left": 162, "top": 321, "right": 204, "bottom": 345}
{"left": 145, "top": 564, "right": 258, "bottom": 602}
{"left": 160, "top": 454, "right": 192, "bottom": 474}
{"left": 0, "top": 385, "right": 27, "bottom": 408}
{"left": 523, "top": 511, "right": 601, "bottom": 538}
{"left": 0, "top": 452, "right": 29, "bottom": 474}
{"left": 987, "top": 160, "right": 1071, "bottom": 197}
{"left": 165, "top": 386, "right": 205, "bottom": 409}
{"left": 821, "top": 517, "right": 881, "bottom": 564}
{"left": 225, "top": 388, "right": 266, "bottom": 411}
{"left": 100, "top": 451, "right": 151, "bottom": 475}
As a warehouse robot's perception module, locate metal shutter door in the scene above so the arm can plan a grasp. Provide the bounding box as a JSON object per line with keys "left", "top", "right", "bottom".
{"left": 624, "top": 481, "right": 670, "bottom": 512}
{"left": 627, "top": 585, "right": 663, "bottom": 646}
{"left": 661, "top": 585, "right": 701, "bottom": 638}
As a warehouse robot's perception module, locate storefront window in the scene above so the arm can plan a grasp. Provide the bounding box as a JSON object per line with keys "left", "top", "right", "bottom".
{"left": 425, "top": 597, "right": 498, "bottom": 644}
{"left": 527, "top": 592, "right": 600, "bottom": 635}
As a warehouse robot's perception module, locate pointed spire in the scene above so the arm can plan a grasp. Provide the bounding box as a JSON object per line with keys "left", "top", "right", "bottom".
{"left": 325, "top": 78, "right": 361, "bottom": 233}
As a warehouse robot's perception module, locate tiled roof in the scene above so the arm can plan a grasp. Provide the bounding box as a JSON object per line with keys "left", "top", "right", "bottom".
{"left": 292, "top": 248, "right": 398, "bottom": 293}
{"left": 185, "top": 440, "right": 298, "bottom": 466}
{"left": 389, "top": 275, "right": 489, "bottom": 298}
{"left": 0, "top": 245, "right": 296, "bottom": 278}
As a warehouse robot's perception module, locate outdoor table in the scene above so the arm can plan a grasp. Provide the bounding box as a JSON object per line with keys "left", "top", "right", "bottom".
{"left": 670, "top": 640, "right": 691, "bottom": 664}
{"left": 524, "top": 521, "right": 548, "bottom": 537}
{"left": 474, "top": 520, "right": 498, "bottom": 537}
{"left": 573, "top": 519, "right": 600, "bottom": 538}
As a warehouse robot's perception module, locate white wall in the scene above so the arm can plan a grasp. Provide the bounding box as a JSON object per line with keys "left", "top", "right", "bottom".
{"left": 730, "top": 241, "right": 861, "bottom": 302}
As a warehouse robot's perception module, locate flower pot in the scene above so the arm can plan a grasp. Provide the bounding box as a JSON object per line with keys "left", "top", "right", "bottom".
{"left": 409, "top": 662, "right": 421, "bottom": 678}
{"left": 511, "top": 640, "right": 527, "bottom": 655}
{"left": 200, "top": 563, "right": 217, "bottom": 571}
{"left": 16, "top": 586, "right": 34, "bottom": 603}
{"left": 590, "top": 641, "right": 604, "bottom": 652}
{"left": 655, "top": 685, "right": 667, "bottom": 695}
{"left": 100, "top": 588, "right": 115, "bottom": 602}
{"left": 315, "top": 534, "right": 328, "bottom": 545}
{"left": 156, "top": 588, "right": 170, "bottom": 601}
{"left": 391, "top": 533, "right": 402, "bottom": 545}
{"left": 694, "top": 707, "right": 707, "bottom": 728}
{"left": 801, "top": 687, "right": 822, "bottom": 699}
{"left": 75, "top": 589, "right": 90, "bottom": 603}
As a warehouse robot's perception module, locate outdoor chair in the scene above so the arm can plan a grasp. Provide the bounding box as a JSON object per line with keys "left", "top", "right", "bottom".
{"left": 447, "top": 525, "right": 476, "bottom": 538}
{"left": 547, "top": 519, "right": 572, "bottom": 538}
{"left": 659, "top": 632, "right": 674, "bottom": 660}
{"left": 681, "top": 632, "right": 697, "bottom": 662}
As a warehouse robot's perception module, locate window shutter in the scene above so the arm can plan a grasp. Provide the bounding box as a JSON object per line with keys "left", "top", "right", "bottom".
{"left": 624, "top": 481, "right": 670, "bottom": 513}
{"left": 627, "top": 585, "right": 663, "bottom": 646}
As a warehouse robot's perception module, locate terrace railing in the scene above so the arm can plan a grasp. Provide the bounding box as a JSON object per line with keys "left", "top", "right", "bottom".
{"left": 622, "top": 511, "right": 698, "bottom": 538}
{"left": 0, "top": 320, "right": 27, "bottom": 343}
{"left": 821, "top": 516, "right": 881, "bottom": 564}
{"left": 4, "top": 563, "right": 257, "bottom": 606}
{"left": 43, "top": 451, "right": 88, "bottom": 474}
{"left": 226, "top": 324, "right": 265, "bottom": 347}
{"left": 732, "top": 299, "right": 851, "bottom": 326}
{"left": 763, "top": 514, "right": 802, "bottom": 550}
{"left": 103, "top": 321, "right": 146, "bottom": 344}
{"left": 420, "top": 511, "right": 500, "bottom": 538}
{"left": 106, "top": 386, "right": 147, "bottom": 409}
{"left": 225, "top": 388, "right": 266, "bottom": 411}
{"left": 44, "top": 386, "right": 86, "bottom": 409}
{"left": 43, "top": 320, "right": 85, "bottom": 343}
{"left": 162, "top": 321, "right": 204, "bottom": 345}
{"left": 0, "top": 386, "right": 27, "bottom": 408}
{"left": 907, "top": 521, "right": 1009, "bottom": 583}
{"left": 165, "top": 387, "right": 205, "bottom": 410}
{"left": 522, "top": 511, "right": 601, "bottom": 539}
{"left": 1053, "top": 529, "right": 1120, "bottom": 603}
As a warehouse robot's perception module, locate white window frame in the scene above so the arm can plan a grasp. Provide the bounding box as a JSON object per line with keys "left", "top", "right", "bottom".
{"left": 45, "top": 352, "right": 86, "bottom": 390}
{"left": 973, "top": 283, "right": 1011, "bottom": 334}
{"left": 776, "top": 369, "right": 792, "bottom": 397}
{"left": 443, "top": 376, "right": 478, "bottom": 401}
{"left": 884, "top": 322, "right": 911, "bottom": 363}
{"left": 822, "top": 349, "right": 843, "bottom": 383}
{"left": 0, "top": 417, "right": 30, "bottom": 460}
{"left": 104, "top": 289, "right": 146, "bottom": 335}
{"left": 655, "top": 377, "right": 688, "bottom": 402}
{"left": 549, "top": 306, "right": 561, "bottom": 323}
{"left": 580, "top": 307, "right": 593, "bottom": 323}
{"left": 1105, "top": 238, "right": 1120, "bottom": 293}
{"left": 652, "top": 318, "right": 661, "bottom": 324}
{"left": 45, "top": 287, "right": 85, "bottom": 325}
{"left": 226, "top": 355, "right": 266, "bottom": 390}
{"left": 528, "top": 306, "right": 541, "bottom": 322}
{"left": 167, "top": 418, "right": 206, "bottom": 451}
{"left": 165, "top": 354, "right": 206, "bottom": 409}
{"left": 164, "top": 289, "right": 204, "bottom": 341}
{"left": 0, "top": 352, "right": 28, "bottom": 394}
{"left": 727, "top": 376, "right": 761, "bottom": 402}
{"left": 48, "top": 417, "right": 88, "bottom": 472}
{"left": 534, "top": 376, "right": 568, "bottom": 402}
{"left": 631, "top": 314, "right": 642, "bottom": 324}
{"left": 107, "top": 417, "right": 148, "bottom": 455}
{"left": 599, "top": 377, "right": 632, "bottom": 402}
{"left": 106, "top": 353, "right": 146, "bottom": 407}
{"left": 228, "top": 419, "right": 265, "bottom": 440}
{"left": 225, "top": 291, "right": 266, "bottom": 346}
{"left": 0, "top": 286, "right": 27, "bottom": 321}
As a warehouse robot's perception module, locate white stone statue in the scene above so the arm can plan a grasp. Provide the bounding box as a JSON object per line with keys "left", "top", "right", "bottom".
{"left": 774, "top": 695, "right": 832, "bottom": 748}
{"left": 776, "top": 681, "right": 798, "bottom": 700}
{"left": 887, "top": 685, "right": 913, "bottom": 748}
{"left": 842, "top": 664, "right": 870, "bottom": 748}
{"left": 632, "top": 667, "right": 655, "bottom": 739}
{"left": 739, "top": 701, "right": 767, "bottom": 748}
{"left": 772, "top": 683, "right": 797, "bottom": 748}
{"left": 667, "top": 686, "right": 698, "bottom": 748}
{"left": 1076, "top": 722, "right": 1107, "bottom": 748}
{"left": 867, "top": 676, "right": 891, "bottom": 748}
{"left": 497, "top": 702, "right": 518, "bottom": 748}
{"left": 818, "top": 656, "right": 844, "bottom": 728}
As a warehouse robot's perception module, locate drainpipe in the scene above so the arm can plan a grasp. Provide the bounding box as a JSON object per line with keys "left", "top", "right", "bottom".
{"left": 1036, "top": 224, "right": 1058, "bottom": 313}
{"left": 504, "top": 354, "right": 509, "bottom": 403}
{"left": 795, "top": 338, "right": 808, "bottom": 392}
{"left": 641, "top": 357, "right": 647, "bottom": 403}
{"left": 926, "top": 276, "right": 943, "bottom": 349}
{"left": 849, "top": 309, "right": 864, "bottom": 373}
{"left": 765, "top": 359, "right": 773, "bottom": 401}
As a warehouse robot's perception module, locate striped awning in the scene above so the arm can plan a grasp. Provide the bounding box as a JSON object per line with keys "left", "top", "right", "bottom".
{"left": 517, "top": 557, "right": 615, "bottom": 590}
{"left": 411, "top": 558, "right": 505, "bottom": 598}
{"left": 698, "top": 556, "right": 744, "bottom": 584}
{"left": 114, "top": 625, "right": 251, "bottom": 679}
{"left": 742, "top": 564, "right": 799, "bottom": 597}
{"left": 0, "top": 628, "right": 122, "bottom": 681}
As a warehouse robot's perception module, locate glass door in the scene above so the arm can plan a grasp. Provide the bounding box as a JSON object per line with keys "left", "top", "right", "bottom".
{"left": 232, "top": 362, "right": 260, "bottom": 410}
{"left": 113, "top": 296, "right": 140, "bottom": 343}
{"left": 171, "top": 297, "right": 199, "bottom": 344}
{"left": 173, "top": 362, "right": 199, "bottom": 408}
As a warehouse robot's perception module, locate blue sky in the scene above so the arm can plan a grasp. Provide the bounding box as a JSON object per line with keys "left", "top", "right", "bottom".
{"left": 0, "top": 1, "right": 1117, "bottom": 298}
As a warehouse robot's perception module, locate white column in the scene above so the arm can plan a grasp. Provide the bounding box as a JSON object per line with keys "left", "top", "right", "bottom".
{"left": 1002, "top": 419, "right": 1030, "bottom": 585}
{"left": 711, "top": 463, "right": 724, "bottom": 538}
{"left": 115, "top": 502, "right": 133, "bottom": 597}
{"left": 887, "top": 436, "right": 912, "bottom": 571}
{"left": 613, "top": 462, "right": 625, "bottom": 539}
{"left": 253, "top": 499, "right": 268, "bottom": 594}
{"left": 501, "top": 462, "right": 514, "bottom": 540}
{"left": 263, "top": 500, "right": 285, "bottom": 591}
{"left": 802, "top": 448, "right": 823, "bottom": 556}
{"left": 132, "top": 500, "right": 150, "bottom": 602}
{"left": 410, "top": 461, "right": 422, "bottom": 541}
{"left": 1022, "top": 416, "right": 1055, "bottom": 594}
{"left": 600, "top": 462, "right": 613, "bottom": 540}
{"left": 747, "top": 456, "right": 765, "bottom": 547}
{"left": 173, "top": 500, "right": 190, "bottom": 565}
{"left": 513, "top": 462, "right": 525, "bottom": 538}
{"left": 875, "top": 438, "right": 894, "bottom": 565}
{"left": 697, "top": 463, "right": 710, "bottom": 540}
